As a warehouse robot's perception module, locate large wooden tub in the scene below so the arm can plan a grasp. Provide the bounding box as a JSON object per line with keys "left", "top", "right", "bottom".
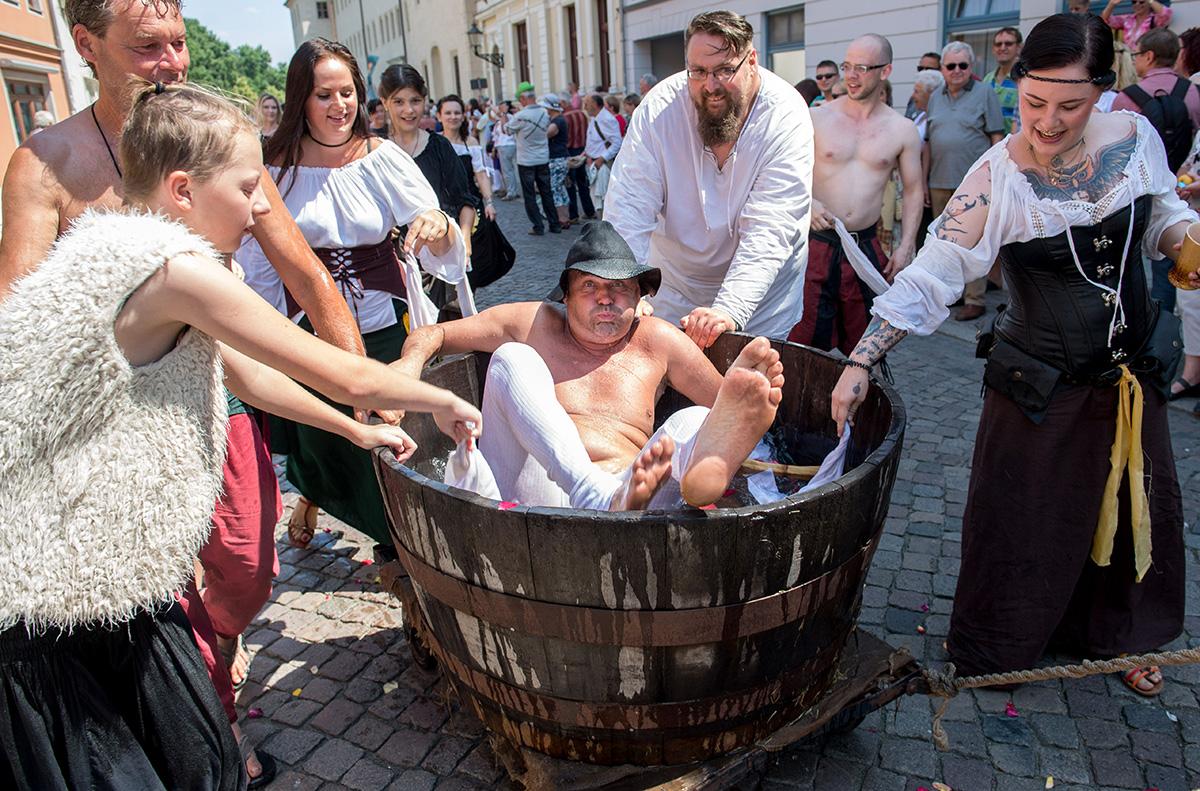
{"left": 372, "top": 334, "right": 905, "bottom": 766}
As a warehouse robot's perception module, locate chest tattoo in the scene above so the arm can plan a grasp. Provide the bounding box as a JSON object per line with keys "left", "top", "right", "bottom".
{"left": 1020, "top": 132, "right": 1136, "bottom": 203}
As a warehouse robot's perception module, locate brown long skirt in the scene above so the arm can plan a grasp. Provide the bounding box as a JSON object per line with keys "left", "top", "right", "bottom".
{"left": 946, "top": 380, "right": 1186, "bottom": 677}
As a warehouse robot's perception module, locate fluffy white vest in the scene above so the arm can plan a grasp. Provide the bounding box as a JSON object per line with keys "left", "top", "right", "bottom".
{"left": 0, "top": 210, "right": 228, "bottom": 631}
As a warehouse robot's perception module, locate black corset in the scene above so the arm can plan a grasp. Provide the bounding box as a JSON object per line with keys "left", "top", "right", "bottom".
{"left": 995, "top": 194, "right": 1153, "bottom": 378}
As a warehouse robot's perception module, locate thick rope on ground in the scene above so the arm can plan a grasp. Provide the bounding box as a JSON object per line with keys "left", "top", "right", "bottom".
{"left": 922, "top": 646, "right": 1200, "bottom": 750}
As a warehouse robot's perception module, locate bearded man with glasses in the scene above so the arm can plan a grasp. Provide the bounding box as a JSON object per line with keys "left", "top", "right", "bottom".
{"left": 605, "top": 10, "right": 812, "bottom": 349}
{"left": 926, "top": 40, "right": 1006, "bottom": 321}
{"left": 788, "top": 34, "right": 924, "bottom": 355}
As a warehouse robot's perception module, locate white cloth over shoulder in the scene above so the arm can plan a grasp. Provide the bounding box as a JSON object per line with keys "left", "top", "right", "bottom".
{"left": 236, "top": 140, "right": 468, "bottom": 335}
{"left": 873, "top": 112, "right": 1196, "bottom": 335}
{"left": 605, "top": 68, "right": 813, "bottom": 338}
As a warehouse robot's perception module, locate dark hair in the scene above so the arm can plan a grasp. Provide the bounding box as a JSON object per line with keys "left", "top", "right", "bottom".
{"left": 1012, "top": 13, "right": 1114, "bottom": 86}
{"left": 264, "top": 38, "right": 370, "bottom": 195}
{"left": 995, "top": 26, "right": 1023, "bottom": 45}
{"left": 685, "top": 10, "right": 754, "bottom": 57}
{"left": 587, "top": 93, "right": 604, "bottom": 111}
{"left": 468, "top": 98, "right": 481, "bottom": 113}
{"left": 1140, "top": 28, "right": 1181, "bottom": 68}
{"left": 367, "top": 98, "right": 383, "bottom": 114}
{"left": 379, "top": 63, "right": 427, "bottom": 100}
{"left": 1180, "top": 28, "right": 1200, "bottom": 76}
{"left": 795, "top": 78, "right": 820, "bottom": 104}
{"left": 436, "top": 94, "right": 471, "bottom": 142}
{"left": 817, "top": 59, "right": 838, "bottom": 70}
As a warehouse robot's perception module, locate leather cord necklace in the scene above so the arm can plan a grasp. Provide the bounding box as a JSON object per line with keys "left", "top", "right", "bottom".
{"left": 91, "top": 104, "right": 122, "bottom": 178}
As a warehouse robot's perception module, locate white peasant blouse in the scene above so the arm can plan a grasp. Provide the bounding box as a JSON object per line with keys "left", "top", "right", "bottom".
{"left": 873, "top": 112, "right": 1195, "bottom": 335}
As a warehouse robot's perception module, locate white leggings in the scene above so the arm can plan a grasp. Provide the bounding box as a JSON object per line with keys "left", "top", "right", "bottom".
{"left": 471, "top": 342, "right": 706, "bottom": 510}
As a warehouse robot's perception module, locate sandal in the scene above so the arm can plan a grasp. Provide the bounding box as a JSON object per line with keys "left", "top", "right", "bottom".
{"left": 286, "top": 496, "right": 318, "bottom": 548}
{"left": 1169, "top": 376, "right": 1200, "bottom": 400}
{"left": 218, "top": 633, "right": 251, "bottom": 692}
{"left": 1121, "top": 665, "right": 1164, "bottom": 697}
{"left": 247, "top": 751, "right": 276, "bottom": 790}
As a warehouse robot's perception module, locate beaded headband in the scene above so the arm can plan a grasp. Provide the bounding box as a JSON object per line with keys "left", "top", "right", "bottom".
{"left": 1011, "top": 61, "right": 1116, "bottom": 86}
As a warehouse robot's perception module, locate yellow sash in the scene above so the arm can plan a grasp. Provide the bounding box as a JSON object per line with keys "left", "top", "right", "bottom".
{"left": 1090, "top": 365, "right": 1152, "bottom": 582}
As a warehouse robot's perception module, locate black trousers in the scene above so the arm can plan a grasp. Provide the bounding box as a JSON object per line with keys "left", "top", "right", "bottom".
{"left": 565, "top": 147, "right": 595, "bottom": 220}
{"left": 518, "top": 163, "right": 560, "bottom": 232}
{"left": 0, "top": 603, "right": 244, "bottom": 790}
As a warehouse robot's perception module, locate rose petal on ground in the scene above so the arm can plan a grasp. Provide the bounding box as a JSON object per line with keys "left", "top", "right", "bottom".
{"left": 1006, "top": 701, "right": 1019, "bottom": 717}
{"left": 292, "top": 688, "right": 302, "bottom": 697}
{"left": 498, "top": 501, "right": 519, "bottom": 510}
{"left": 247, "top": 708, "right": 263, "bottom": 719}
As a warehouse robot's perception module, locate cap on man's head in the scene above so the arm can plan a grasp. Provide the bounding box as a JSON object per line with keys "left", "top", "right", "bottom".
{"left": 548, "top": 221, "right": 661, "bottom": 302}
{"left": 539, "top": 92, "right": 562, "bottom": 111}
{"left": 517, "top": 81, "right": 536, "bottom": 96}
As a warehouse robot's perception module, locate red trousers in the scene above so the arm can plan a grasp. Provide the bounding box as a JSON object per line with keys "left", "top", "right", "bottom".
{"left": 181, "top": 413, "right": 282, "bottom": 723}
{"left": 788, "top": 226, "right": 887, "bottom": 356}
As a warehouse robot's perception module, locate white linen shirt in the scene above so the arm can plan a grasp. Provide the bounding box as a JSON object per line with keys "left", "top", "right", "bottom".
{"left": 585, "top": 107, "right": 622, "bottom": 161}
{"left": 236, "top": 140, "right": 465, "bottom": 335}
{"left": 605, "top": 67, "right": 813, "bottom": 336}
{"left": 873, "top": 113, "right": 1195, "bottom": 335}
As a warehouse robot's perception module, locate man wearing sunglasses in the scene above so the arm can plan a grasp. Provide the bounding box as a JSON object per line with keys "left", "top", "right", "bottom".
{"left": 925, "top": 40, "right": 1005, "bottom": 321}
{"left": 605, "top": 10, "right": 812, "bottom": 348}
{"left": 983, "top": 27, "right": 1022, "bottom": 134}
{"left": 789, "top": 34, "right": 924, "bottom": 355}
{"left": 813, "top": 60, "right": 839, "bottom": 106}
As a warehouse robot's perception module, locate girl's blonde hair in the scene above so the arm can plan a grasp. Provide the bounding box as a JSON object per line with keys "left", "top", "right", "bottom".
{"left": 119, "top": 79, "right": 258, "bottom": 203}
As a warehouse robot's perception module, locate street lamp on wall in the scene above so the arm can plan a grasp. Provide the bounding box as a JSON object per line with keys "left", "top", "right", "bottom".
{"left": 467, "top": 23, "right": 504, "bottom": 68}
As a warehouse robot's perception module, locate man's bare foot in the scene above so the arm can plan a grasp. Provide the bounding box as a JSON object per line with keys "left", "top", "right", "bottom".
{"left": 681, "top": 337, "right": 784, "bottom": 506}
{"left": 610, "top": 436, "right": 675, "bottom": 511}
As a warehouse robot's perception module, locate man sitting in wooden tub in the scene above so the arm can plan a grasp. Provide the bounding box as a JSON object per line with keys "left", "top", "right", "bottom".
{"left": 392, "top": 221, "right": 787, "bottom": 510}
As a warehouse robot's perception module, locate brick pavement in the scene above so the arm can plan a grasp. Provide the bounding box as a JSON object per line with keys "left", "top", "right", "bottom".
{"left": 244, "top": 198, "right": 1200, "bottom": 790}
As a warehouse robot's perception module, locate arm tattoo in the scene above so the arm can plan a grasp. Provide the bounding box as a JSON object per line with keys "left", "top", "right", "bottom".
{"left": 933, "top": 192, "right": 989, "bottom": 241}
{"left": 851, "top": 316, "right": 907, "bottom": 366}
{"left": 1020, "top": 132, "right": 1136, "bottom": 203}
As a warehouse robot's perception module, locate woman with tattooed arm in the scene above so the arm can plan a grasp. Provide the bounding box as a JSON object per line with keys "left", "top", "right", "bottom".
{"left": 832, "top": 13, "right": 1196, "bottom": 697}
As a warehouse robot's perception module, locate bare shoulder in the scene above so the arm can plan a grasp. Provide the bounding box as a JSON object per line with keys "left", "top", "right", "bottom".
{"left": 883, "top": 106, "right": 921, "bottom": 141}
{"left": 480, "top": 300, "right": 547, "bottom": 338}
{"left": 634, "top": 315, "right": 696, "bottom": 356}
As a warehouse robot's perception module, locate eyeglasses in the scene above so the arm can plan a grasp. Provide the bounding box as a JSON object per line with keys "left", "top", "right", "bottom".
{"left": 916, "top": 65, "right": 938, "bottom": 72}
{"left": 943, "top": 62, "right": 971, "bottom": 71}
{"left": 994, "top": 40, "right": 1018, "bottom": 48}
{"left": 840, "top": 62, "right": 887, "bottom": 75}
{"left": 815, "top": 71, "right": 838, "bottom": 80}
{"left": 686, "top": 50, "right": 751, "bottom": 83}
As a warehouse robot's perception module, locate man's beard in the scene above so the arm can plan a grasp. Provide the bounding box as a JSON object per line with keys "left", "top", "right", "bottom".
{"left": 693, "top": 87, "right": 744, "bottom": 147}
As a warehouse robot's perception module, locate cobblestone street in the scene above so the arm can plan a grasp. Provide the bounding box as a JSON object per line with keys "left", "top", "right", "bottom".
{"left": 245, "top": 198, "right": 1200, "bottom": 791}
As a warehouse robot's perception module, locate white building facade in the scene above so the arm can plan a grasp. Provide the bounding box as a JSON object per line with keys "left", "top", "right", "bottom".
{"left": 624, "top": 0, "right": 1200, "bottom": 109}
{"left": 463, "top": 0, "right": 625, "bottom": 100}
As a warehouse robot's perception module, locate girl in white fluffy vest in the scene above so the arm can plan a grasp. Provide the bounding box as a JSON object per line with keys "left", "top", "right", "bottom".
{"left": 0, "top": 81, "right": 481, "bottom": 790}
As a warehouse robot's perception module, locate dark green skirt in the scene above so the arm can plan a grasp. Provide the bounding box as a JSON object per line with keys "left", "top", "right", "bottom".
{"left": 273, "top": 305, "right": 407, "bottom": 546}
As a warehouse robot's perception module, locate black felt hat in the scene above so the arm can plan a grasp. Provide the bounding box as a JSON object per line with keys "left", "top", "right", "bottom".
{"left": 547, "top": 220, "right": 661, "bottom": 302}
